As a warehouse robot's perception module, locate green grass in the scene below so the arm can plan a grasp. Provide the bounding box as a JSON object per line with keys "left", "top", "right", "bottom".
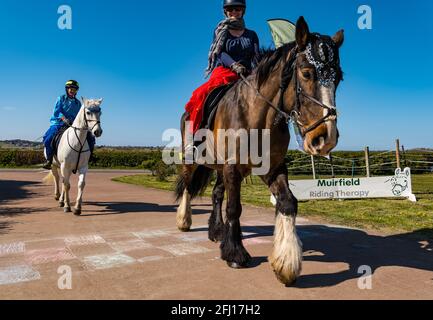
{"left": 113, "top": 173, "right": 433, "bottom": 238}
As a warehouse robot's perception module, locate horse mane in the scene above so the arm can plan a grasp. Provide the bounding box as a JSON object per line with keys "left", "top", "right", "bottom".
{"left": 255, "top": 42, "right": 297, "bottom": 89}
{"left": 72, "top": 105, "right": 86, "bottom": 128}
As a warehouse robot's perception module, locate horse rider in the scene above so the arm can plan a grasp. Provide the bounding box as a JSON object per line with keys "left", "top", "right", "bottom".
{"left": 42, "top": 80, "right": 96, "bottom": 170}
{"left": 185, "top": 0, "right": 260, "bottom": 134}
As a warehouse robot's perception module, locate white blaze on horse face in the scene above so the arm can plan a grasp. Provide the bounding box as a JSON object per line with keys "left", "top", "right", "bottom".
{"left": 86, "top": 99, "right": 103, "bottom": 137}
{"left": 319, "top": 84, "right": 337, "bottom": 148}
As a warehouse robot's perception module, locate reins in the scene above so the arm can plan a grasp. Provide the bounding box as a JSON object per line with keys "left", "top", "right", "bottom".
{"left": 239, "top": 73, "right": 291, "bottom": 123}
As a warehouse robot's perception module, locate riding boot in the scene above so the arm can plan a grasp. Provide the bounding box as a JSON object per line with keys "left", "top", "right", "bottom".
{"left": 42, "top": 159, "right": 53, "bottom": 170}
{"left": 87, "top": 132, "right": 96, "bottom": 164}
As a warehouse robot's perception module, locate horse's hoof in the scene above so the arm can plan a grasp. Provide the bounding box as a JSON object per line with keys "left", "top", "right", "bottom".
{"left": 284, "top": 279, "right": 297, "bottom": 288}
{"left": 208, "top": 228, "right": 224, "bottom": 243}
{"left": 209, "top": 233, "right": 224, "bottom": 243}
{"left": 209, "top": 236, "right": 223, "bottom": 243}
{"left": 64, "top": 207, "right": 71, "bottom": 213}
{"left": 72, "top": 208, "right": 81, "bottom": 216}
{"left": 59, "top": 202, "right": 65, "bottom": 208}
{"left": 55, "top": 197, "right": 60, "bottom": 201}
{"left": 178, "top": 227, "right": 191, "bottom": 233}
{"left": 226, "top": 261, "right": 249, "bottom": 269}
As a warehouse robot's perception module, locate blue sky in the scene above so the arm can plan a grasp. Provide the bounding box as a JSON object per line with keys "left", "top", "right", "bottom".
{"left": 0, "top": 0, "right": 432, "bottom": 150}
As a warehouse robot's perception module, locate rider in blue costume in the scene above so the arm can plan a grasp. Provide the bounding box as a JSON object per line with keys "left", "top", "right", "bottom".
{"left": 42, "top": 80, "right": 95, "bottom": 170}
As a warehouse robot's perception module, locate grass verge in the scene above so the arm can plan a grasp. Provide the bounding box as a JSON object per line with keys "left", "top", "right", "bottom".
{"left": 113, "top": 174, "right": 433, "bottom": 238}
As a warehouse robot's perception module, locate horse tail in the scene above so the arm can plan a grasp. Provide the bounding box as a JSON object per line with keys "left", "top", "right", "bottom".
{"left": 174, "top": 173, "right": 186, "bottom": 202}
{"left": 175, "top": 165, "right": 213, "bottom": 202}
{"left": 43, "top": 171, "right": 54, "bottom": 185}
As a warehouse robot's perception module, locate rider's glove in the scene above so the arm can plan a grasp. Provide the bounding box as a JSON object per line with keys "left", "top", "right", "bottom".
{"left": 230, "top": 62, "right": 247, "bottom": 76}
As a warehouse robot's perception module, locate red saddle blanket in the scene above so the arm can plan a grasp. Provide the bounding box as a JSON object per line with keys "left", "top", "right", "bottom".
{"left": 185, "top": 66, "right": 239, "bottom": 134}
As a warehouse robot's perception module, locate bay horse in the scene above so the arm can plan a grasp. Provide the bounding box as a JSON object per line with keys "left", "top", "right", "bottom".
{"left": 175, "top": 16, "right": 344, "bottom": 285}
{"left": 44, "top": 98, "right": 103, "bottom": 215}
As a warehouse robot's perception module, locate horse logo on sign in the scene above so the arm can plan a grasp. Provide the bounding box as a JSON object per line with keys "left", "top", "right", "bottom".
{"left": 386, "top": 168, "right": 410, "bottom": 196}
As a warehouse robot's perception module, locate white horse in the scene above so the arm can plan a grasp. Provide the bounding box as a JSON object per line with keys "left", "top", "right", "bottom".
{"left": 44, "top": 97, "right": 103, "bottom": 215}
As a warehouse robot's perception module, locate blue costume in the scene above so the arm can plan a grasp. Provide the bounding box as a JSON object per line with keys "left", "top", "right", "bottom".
{"left": 43, "top": 94, "right": 95, "bottom": 161}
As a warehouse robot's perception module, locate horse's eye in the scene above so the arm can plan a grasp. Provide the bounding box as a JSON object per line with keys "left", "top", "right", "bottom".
{"left": 86, "top": 112, "right": 91, "bottom": 115}
{"left": 303, "top": 71, "right": 312, "bottom": 79}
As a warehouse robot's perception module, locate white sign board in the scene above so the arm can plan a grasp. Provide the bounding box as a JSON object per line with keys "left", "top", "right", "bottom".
{"left": 272, "top": 168, "right": 417, "bottom": 204}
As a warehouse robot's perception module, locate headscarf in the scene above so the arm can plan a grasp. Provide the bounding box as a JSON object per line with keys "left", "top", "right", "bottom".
{"left": 205, "top": 17, "right": 245, "bottom": 77}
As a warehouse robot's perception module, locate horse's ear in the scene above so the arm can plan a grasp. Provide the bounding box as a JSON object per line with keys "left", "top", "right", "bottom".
{"left": 98, "top": 98, "right": 103, "bottom": 104}
{"left": 81, "top": 97, "right": 86, "bottom": 105}
{"left": 296, "top": 16, "right": 310, "bottom": 51}
{"left": 332, "top": 29, "right": 344, "bottom": 48}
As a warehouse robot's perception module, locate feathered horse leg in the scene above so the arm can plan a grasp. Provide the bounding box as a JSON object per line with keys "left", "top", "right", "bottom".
{"left": 220, "top": 165, "right": 251, "bottom": 269}
{"left": 262, "top": 164, "right": 303, "bottom": 286}
{"left": 175, "top": 164, "right": 194, "bottom": 232}
{"left": 208, "top": 171, "right": 225, "bottom": 242}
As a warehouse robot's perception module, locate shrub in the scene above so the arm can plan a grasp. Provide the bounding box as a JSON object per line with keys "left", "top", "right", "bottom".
{"left": 154, "top": 160, "right": 176, "bottom": 181}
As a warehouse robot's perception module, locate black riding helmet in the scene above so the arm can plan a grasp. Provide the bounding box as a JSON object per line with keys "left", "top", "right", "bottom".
{"left": 65, "top": 80, "right": 79, "bottom": 90}
{"left": 223, "top": 0, "right": 246, "bottom": 9}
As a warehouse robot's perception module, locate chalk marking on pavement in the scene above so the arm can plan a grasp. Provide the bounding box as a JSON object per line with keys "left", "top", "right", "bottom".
{"left": 159, "top": 243, "right": 210, "bottom": 256}
{"left": 83, "top": 253, "right": 136, "bottom": 270}
{"left": 0, "top": 265, "right": 41, "bottom": 286}
{"left": 65, "top": 235, "right": 106, "bottom": 246}
{"left": 108, "top": 239, "right": 152, "bottom": 252}
{"left": 174, "top": 233, "right": 209, "bottom": 243}
{"left": 137, "top": 256, "right": 165, "bottom": 263}
{"left": 133, "top": 230, "right": 171, "bottom": 239}
{"left": 25, "top": 247, "right": 76, "bottom": 265}
{"left": 0, "top": 242, "right": 25, "bottom": 257}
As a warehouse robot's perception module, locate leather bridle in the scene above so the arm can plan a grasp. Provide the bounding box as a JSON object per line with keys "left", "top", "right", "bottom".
{"left": 83, "top": 106, "right": 101, "bottom": 132}
{"left": 277, "top": 47, "right": 338, "bottom": 136}
{"left": 241, "top": 44, "right": 338, "bottom": 137}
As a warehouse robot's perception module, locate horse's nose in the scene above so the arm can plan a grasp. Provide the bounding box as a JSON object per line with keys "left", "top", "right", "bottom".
{"left": 311, "top": 133, "right": 327, "bottom": 152}
{"left": 94, "top": 129, "right": 102, "bottom": 137}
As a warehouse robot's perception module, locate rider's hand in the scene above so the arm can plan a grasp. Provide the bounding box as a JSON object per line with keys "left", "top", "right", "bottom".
{"left": 230, "top": 62, "right": 247, "bottom": 76}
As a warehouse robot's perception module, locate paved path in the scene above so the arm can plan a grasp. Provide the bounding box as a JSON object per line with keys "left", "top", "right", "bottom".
{"left": 0, "top": 170, "right": 432, "bottom": 299}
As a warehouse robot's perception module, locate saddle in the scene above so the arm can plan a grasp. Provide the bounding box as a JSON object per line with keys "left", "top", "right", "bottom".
{"left": 51, "top": 126, "right": 68, "bottom": 157}
{"left": 199, "top": 82, "right": 236, "bottom": 131}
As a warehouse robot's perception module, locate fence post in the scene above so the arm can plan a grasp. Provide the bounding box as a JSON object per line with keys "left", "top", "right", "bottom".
{"left": 401, "top": 145, "right": 407, "bottom": 169}
{"left": 396, "top": 139, "right": 401, "bottom": 169}
{"left": 311, "top": 155, "right": 316, "bottom": 180}
{"left": 365, "top": 146, "right": 370, "bottom": 177}
{"left": 330, "top": 154, "right": 335, "bottom": 178}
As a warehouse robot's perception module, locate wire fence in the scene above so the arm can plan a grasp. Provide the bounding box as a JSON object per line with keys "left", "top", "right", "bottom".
{"left": 285, "top": 141, "right": 433, "bottom": 178}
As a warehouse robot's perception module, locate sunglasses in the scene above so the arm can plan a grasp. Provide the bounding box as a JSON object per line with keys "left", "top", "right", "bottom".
{"left": 225, "top": 7, "right": 243, "bottom": 12}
